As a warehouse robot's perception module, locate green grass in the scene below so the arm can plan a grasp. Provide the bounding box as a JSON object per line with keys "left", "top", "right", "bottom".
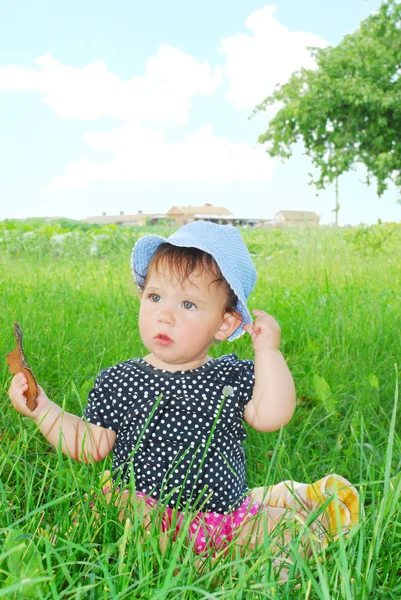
{"left": 1, "top": 221, "right": 401, "bottom": 598}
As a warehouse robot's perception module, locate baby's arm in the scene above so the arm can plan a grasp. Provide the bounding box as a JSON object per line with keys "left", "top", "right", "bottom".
{"left": 8, "top": 373, "right": 116, "bottom": 463}
{"left": 243, "top": 309, "right": 296, "bottom": 432}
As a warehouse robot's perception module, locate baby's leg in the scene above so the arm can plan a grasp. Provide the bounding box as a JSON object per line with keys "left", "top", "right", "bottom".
{"left": 103, "top": 488, "right": 151, "bottom": 524}
{"left": 236, "top": 475, "right": 359, "bottom": 584}
{"left": 101, "top": 480, "right": 170, "bottom": 554}
{"left": 94, "top": 471, "right": 151, "bottom": 525}
{"left": 249, "top": 474, "right": 359, "bottom": 536}
{"left": 235, "top": 505, "right": 308, "bottom": 583}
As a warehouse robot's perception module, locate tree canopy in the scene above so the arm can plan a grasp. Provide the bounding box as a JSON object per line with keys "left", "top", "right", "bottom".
{"left": 255, "top": 0, "right": 401, "bottom": 197}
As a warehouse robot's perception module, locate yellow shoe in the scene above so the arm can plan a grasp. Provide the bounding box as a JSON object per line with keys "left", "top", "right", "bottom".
{"left": 304, "top": 474, "right": 359, "bottom": 533}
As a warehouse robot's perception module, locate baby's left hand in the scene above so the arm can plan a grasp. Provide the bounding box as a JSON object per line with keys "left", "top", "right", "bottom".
{"left": 242, "top": 309, "right": 281, "bottom": 352}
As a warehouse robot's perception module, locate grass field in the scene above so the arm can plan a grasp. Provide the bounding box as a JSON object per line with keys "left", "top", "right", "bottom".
{"left": 1, "top": 219, "right": 401, "bottom": 599}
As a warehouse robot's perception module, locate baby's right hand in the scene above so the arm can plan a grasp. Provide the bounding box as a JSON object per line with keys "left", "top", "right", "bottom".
{"left": 8, "top": 373, "right": 49, "bottom": 418}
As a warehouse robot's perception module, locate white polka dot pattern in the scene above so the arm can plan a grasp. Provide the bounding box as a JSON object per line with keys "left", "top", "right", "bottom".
{"left": 83, "top": 354, "right": 255, "bottom": 513}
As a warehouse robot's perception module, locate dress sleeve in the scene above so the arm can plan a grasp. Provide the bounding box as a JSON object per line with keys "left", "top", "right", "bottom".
{"left": 236, "top": 359, "right": 255, "bottom": 413}
{"left": 82, "top": 368, "right": 119, "bottom": 431}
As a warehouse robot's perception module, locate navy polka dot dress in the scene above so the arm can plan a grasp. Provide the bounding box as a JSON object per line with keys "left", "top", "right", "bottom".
{"left": 83, "top": 354, "right": 255, "bottom": 513}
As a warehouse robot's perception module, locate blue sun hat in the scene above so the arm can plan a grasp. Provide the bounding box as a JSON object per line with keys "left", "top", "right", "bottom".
{"left": 131, "top": 221, "right": 257, "bottom": 341}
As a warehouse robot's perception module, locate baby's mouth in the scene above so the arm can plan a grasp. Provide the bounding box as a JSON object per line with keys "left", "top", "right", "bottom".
{"left": 154, "top": 333, "right": 173, "bottom": 345}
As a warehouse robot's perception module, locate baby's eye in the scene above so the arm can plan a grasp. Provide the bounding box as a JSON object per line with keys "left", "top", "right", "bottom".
{"left": 148, "top": 293, "right": 161, "bottom": 303}
{"left": 182, "top": 300, "right": 196, "bottom": 310}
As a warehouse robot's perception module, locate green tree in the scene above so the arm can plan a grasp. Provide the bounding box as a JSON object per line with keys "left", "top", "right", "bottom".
{"left": 255, "top": 0, "right": 401, "bottom": 216}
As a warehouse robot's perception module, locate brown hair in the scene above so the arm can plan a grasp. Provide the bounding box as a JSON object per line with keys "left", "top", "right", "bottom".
{"left": 137, "top": 243, "right": 239, "bottom": 317}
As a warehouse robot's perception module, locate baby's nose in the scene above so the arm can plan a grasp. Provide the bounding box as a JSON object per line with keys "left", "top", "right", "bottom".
{"left": 157, "top": 306, "right": 175, "bottom": 324}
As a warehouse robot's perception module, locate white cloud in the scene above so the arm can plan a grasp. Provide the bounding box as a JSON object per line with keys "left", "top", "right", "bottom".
{"left": 1, "top": 46, "right": 274, "bottom": 192}
{"left": 3, "top": 10, "right": 322, "bottom": 192}
{"left": 44, "top": 123, "right": 272, "bottom": 191}
{"left": 221, "top": 4, "right": 328, "bottom": 110}
{"left": 0, "top": 47, "right": 222, "bottom": 124}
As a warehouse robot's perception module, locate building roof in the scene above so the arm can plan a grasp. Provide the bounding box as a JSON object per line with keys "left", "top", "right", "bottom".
{"left": 276, "top": 210, "right": 319, "bottom": 221}
{"left": 167, "top": 204, "right": 233, "bottom": 216}
{"left": 192, "top": 213, "right": 237, "bottom": 220}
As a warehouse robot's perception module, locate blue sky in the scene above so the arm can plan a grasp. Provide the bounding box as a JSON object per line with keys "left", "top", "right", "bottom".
{"left": 1, "top": 0, "right": 399, "bottom": 225}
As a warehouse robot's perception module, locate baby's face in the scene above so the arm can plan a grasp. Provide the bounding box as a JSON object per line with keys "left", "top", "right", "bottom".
{"left": 139, "top": 264, "right": 235, "bottom": 370}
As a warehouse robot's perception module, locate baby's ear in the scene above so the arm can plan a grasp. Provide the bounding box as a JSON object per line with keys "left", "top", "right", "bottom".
{"left": 215, "top": 312, "right": 242, "bottom": 341}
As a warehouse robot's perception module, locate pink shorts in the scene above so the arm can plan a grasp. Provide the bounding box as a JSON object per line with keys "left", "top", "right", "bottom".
{"left": 136, "top": 492, "right": 263, "bottom": 555}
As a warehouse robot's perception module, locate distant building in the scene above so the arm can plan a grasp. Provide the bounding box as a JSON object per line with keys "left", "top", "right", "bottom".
{"left": 81, "top": 211, "right": 167, "bottom": 226}
{"left": 166, "top": 204, "right": 235, "bottom": 226}
{"left": 274, "top": 211, "right": 319, "bottom": 228}
{"left": 256, "top": 219, "right": 275, "bottom": 228}
{"left": 81, "top": 205, "right": 264, "bottom": 228}
{"left": 166, "top": 203, "right": 260, "bottom": 226}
